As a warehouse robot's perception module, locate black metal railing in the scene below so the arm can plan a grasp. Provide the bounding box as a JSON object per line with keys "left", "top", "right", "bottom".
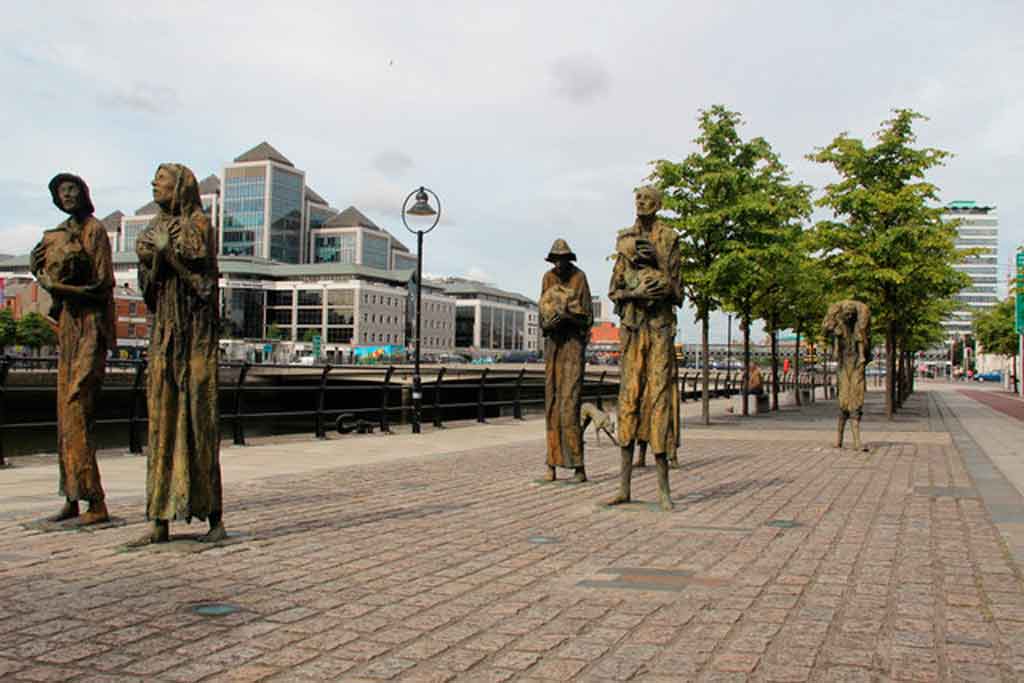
{"left": 0, "top": 356, "right": 831, "bottom": 460}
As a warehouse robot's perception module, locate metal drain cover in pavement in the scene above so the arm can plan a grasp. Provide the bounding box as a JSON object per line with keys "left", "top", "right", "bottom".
{"left": 766, "top": 519, "right": 802, "bottom": 529}
{"left": 192, "top": 603, "right": 240, "bottom": 617}
{"left": 528, "top": 535, "right": 560, "bottom": 544}
{"left": 577, "top": 567, "right": 729, "bottom": 592}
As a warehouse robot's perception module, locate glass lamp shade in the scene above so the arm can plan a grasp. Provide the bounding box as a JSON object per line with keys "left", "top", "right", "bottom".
{"left": 406, "top": 188, "right": 437, "bottom": 217}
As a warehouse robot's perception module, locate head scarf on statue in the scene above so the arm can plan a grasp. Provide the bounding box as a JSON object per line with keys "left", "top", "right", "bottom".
{"left": 153, "top": 163, "right": 202, "bottom": 217}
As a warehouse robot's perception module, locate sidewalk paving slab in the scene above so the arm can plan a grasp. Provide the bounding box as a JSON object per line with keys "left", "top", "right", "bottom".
{"left": 0, "top": 386, "right": 1022, "bottom": 681}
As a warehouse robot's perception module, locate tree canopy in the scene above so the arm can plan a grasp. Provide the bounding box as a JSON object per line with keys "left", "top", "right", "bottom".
{"left": 973, "top": 297, "right": 1017, "bottom": 358}
{"left": 16, "top": 312, "right": 57, "bottom": 350}
{"left": 649, "top": 105, "right": 810, "bottom": 421}
{"left": 808, "top": 109, "right": 966, "bottom": 415}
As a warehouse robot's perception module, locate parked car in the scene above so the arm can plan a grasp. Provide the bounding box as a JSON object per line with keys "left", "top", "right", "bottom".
{"left": 974, "top": 371, "right": 1002, "bottom": 382}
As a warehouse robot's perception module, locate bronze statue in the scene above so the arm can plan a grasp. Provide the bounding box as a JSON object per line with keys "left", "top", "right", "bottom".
{"left": 540, "top": 239, "right": 593, "bottom": 482}
{"left": 30, "top": 173, "right": 115, "bottom": 526}
{"left": 130, "top": 163, "right": 225, "bottom": 545}
{"left": 822, "top": 300, "right": 871, "bottom": 451}
{"left": 608, "top": 186, "right": 681, "bottom": 510}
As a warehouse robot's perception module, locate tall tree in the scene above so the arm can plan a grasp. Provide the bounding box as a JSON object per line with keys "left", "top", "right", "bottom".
{"left": 974, "top": 297, "right": 1017, "bottom": 357}
{"left": 650, "top": 105, "right": 808, "bottom": 423}
{"left": 16, "top": 312, "right": 57, "bottom": 353}
{"left": 780, "top": 244, "right": 830, "bottom": 407}
{"left": 808, "top": 109, "right": 960, "bottom": 418}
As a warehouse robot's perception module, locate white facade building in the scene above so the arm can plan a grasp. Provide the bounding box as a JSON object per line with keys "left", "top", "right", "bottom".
{"left": 432, "top": 278, "right": 537, "bottom": 357}
{"left": 943, "top": 201, "right": 999, "bottom": 337}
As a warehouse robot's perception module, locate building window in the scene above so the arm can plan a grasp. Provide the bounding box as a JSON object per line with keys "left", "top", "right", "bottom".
{"left": 268, "top": 168, "right": 303, "bottom": 263}
{"left": 456, "top": 306, "right": 475, "bottom": 348}
{"left": 297, "top": 290, "right": 322, "bottom": 307}
{"left": 362, "top": 233, "right": 389, "bottom": 269}
{"left": 314, "top": 233, "right": 356, "bottom": 264}
{"left": 266, "top": 290, "right": 293, "bottom": 307}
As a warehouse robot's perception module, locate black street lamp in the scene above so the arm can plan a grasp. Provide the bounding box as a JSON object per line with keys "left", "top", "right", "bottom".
{"left": 402, "top": 186, "right": 441, "bottom": 434}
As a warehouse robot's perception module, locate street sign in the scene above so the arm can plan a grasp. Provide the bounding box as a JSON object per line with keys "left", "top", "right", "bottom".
{"left": 312, "top": 335, "right": 322, "bottom": 358}
{"left": 1017, "top": 252, "right": 1024, "bottom": 334}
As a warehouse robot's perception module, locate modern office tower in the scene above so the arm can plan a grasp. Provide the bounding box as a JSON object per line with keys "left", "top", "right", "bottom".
{"left": 120, "top": 200, "right": 158, "bottom": 255}
{"left": 943, "top": 201, "right": 999, "bottom": 337}
{"left": 220, "top": 142, "right": 306, "bottom": 263}
{"left": 309, "top": 205, "right": 417, "bottom": 270}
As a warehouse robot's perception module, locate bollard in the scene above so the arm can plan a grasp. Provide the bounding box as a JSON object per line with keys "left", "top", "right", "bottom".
{"left": 596, "top": 370, "right": 607, "bottom": 410}
{"left": 314, "top": 364, "right": 332, "bottom": 438}
{"left": 127, "top": 360, "right": 147, "bottom": 454}
{"left": 680, "top": 372, "right": 688, "bottom": 402}
{"left": 380, "top": 366, "right": 394, "bottom": 433}
{"left": 513, "top": 368, "right": 526, "bottom": 420}
{"left": 233, "top": 362, "right": 250, "bottom": 446}
{"left": 432, "top": 367, "right": 446, "bottom": 428}
{"left": 477, "top": 368, "right": 489, "bottom": 423}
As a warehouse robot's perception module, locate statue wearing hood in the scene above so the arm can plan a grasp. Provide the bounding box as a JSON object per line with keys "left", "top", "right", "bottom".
{"left": 131, "top": 163, "right": 225, "bottom": 545}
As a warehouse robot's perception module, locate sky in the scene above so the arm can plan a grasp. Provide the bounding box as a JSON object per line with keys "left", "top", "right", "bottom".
{"left": 2, "top": 1, "right": 1022, "bottom": 344}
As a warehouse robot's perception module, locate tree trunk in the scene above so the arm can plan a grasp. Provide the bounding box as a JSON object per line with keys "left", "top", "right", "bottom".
{"left": 770, "top": 327, "right": 779, "bottom": 411}
{"left": 701, "top": 313, "right": 710, "bottom": 425}
{"left": 794, "top": 327, "right": 802, "bottom": 407}
{"left": 885, "top": 322, "right": 896, "bottom": 419}
{"left": 742, "top": 316, "right": 751, "bottom": 417}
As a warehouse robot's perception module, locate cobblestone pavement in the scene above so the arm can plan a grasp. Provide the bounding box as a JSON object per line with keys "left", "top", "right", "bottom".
{"left": 1, "top": 388, "right": 1023, "bottom": 681}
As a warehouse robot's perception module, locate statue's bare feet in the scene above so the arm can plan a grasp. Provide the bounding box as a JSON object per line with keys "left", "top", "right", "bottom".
{"left": 607, "top": 494, "right": 630, "bottom": 506}
{"left": 635, "top": 455, "right": 647, "bottom": 467}
{"left": 545, "top": 466, "right": 556, "bottom": 481}
{"left": 573, "top": 467, "right": 587, "bottom": 483}
{"left": 126, "top": 521, "right": 169, "bottom": 547}
{"left": 70, "top": 501, "right": 109, "bottom": 526}
{"left": 47, "top": 500, "right": 79, "bottom": 523}
{"left": 659, "top": 494, "right": 675, "bottom": 511}
{"left": 199, "top": 522, "right": 227, "bottom": 543}
{"left": 668, "top": 456, "right": 680, "bottom": 469}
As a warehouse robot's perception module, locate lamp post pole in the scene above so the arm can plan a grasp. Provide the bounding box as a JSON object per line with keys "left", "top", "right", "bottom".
{"left": 402, "top": 187, "right": 441, "bottom": 434}
{"left": 414, "top": 229, "right": 424, "bottom": 431}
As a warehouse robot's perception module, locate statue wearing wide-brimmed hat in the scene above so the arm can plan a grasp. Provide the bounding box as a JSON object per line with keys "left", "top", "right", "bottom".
{"left": 30, "top": 173, "right": 116, "bottom": 526}
{"left": 540, "top": 238, "right": 592, "bottom": 482}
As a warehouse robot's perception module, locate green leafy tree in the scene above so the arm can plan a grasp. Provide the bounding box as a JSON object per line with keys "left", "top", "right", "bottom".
{"left": 0, "top": 308, "right": 16, "bottom": 351}
{"left": 974, "top": 297, "right": 1017, "bottom": 357}
{"left": 779, "top": 244, "right": 830, "bottom": 407}
{"left": 266, "top": 324, "right": 284, "bottom": 341}
{"left": 808, "top": 109, "right": 964, "bottom": 417}
{"left": 16, "top": 312, "right": 57, "bottom": 353}
{"left": 302, "top": 328, "right": 319, "bottom": 343}
{"left": 650, "top": 105, "right": 809, "bottom": 423}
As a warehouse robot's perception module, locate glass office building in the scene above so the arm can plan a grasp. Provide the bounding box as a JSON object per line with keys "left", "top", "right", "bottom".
{"left": 269, "top": 167, "right": 303, "bottom": 263}
{"left": 942, "top": 201, "right": 1000, "bottom": 337}
{"left": 222, "top": 166, "right": 266, "bottom": 257}
{"left": 220, "top": 142, "right": 306, "bottom": 263}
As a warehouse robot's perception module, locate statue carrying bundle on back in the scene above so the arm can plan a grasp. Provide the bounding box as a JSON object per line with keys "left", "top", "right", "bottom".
{"left": 822, "top": 299, "right": 871, "bottom": 451}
